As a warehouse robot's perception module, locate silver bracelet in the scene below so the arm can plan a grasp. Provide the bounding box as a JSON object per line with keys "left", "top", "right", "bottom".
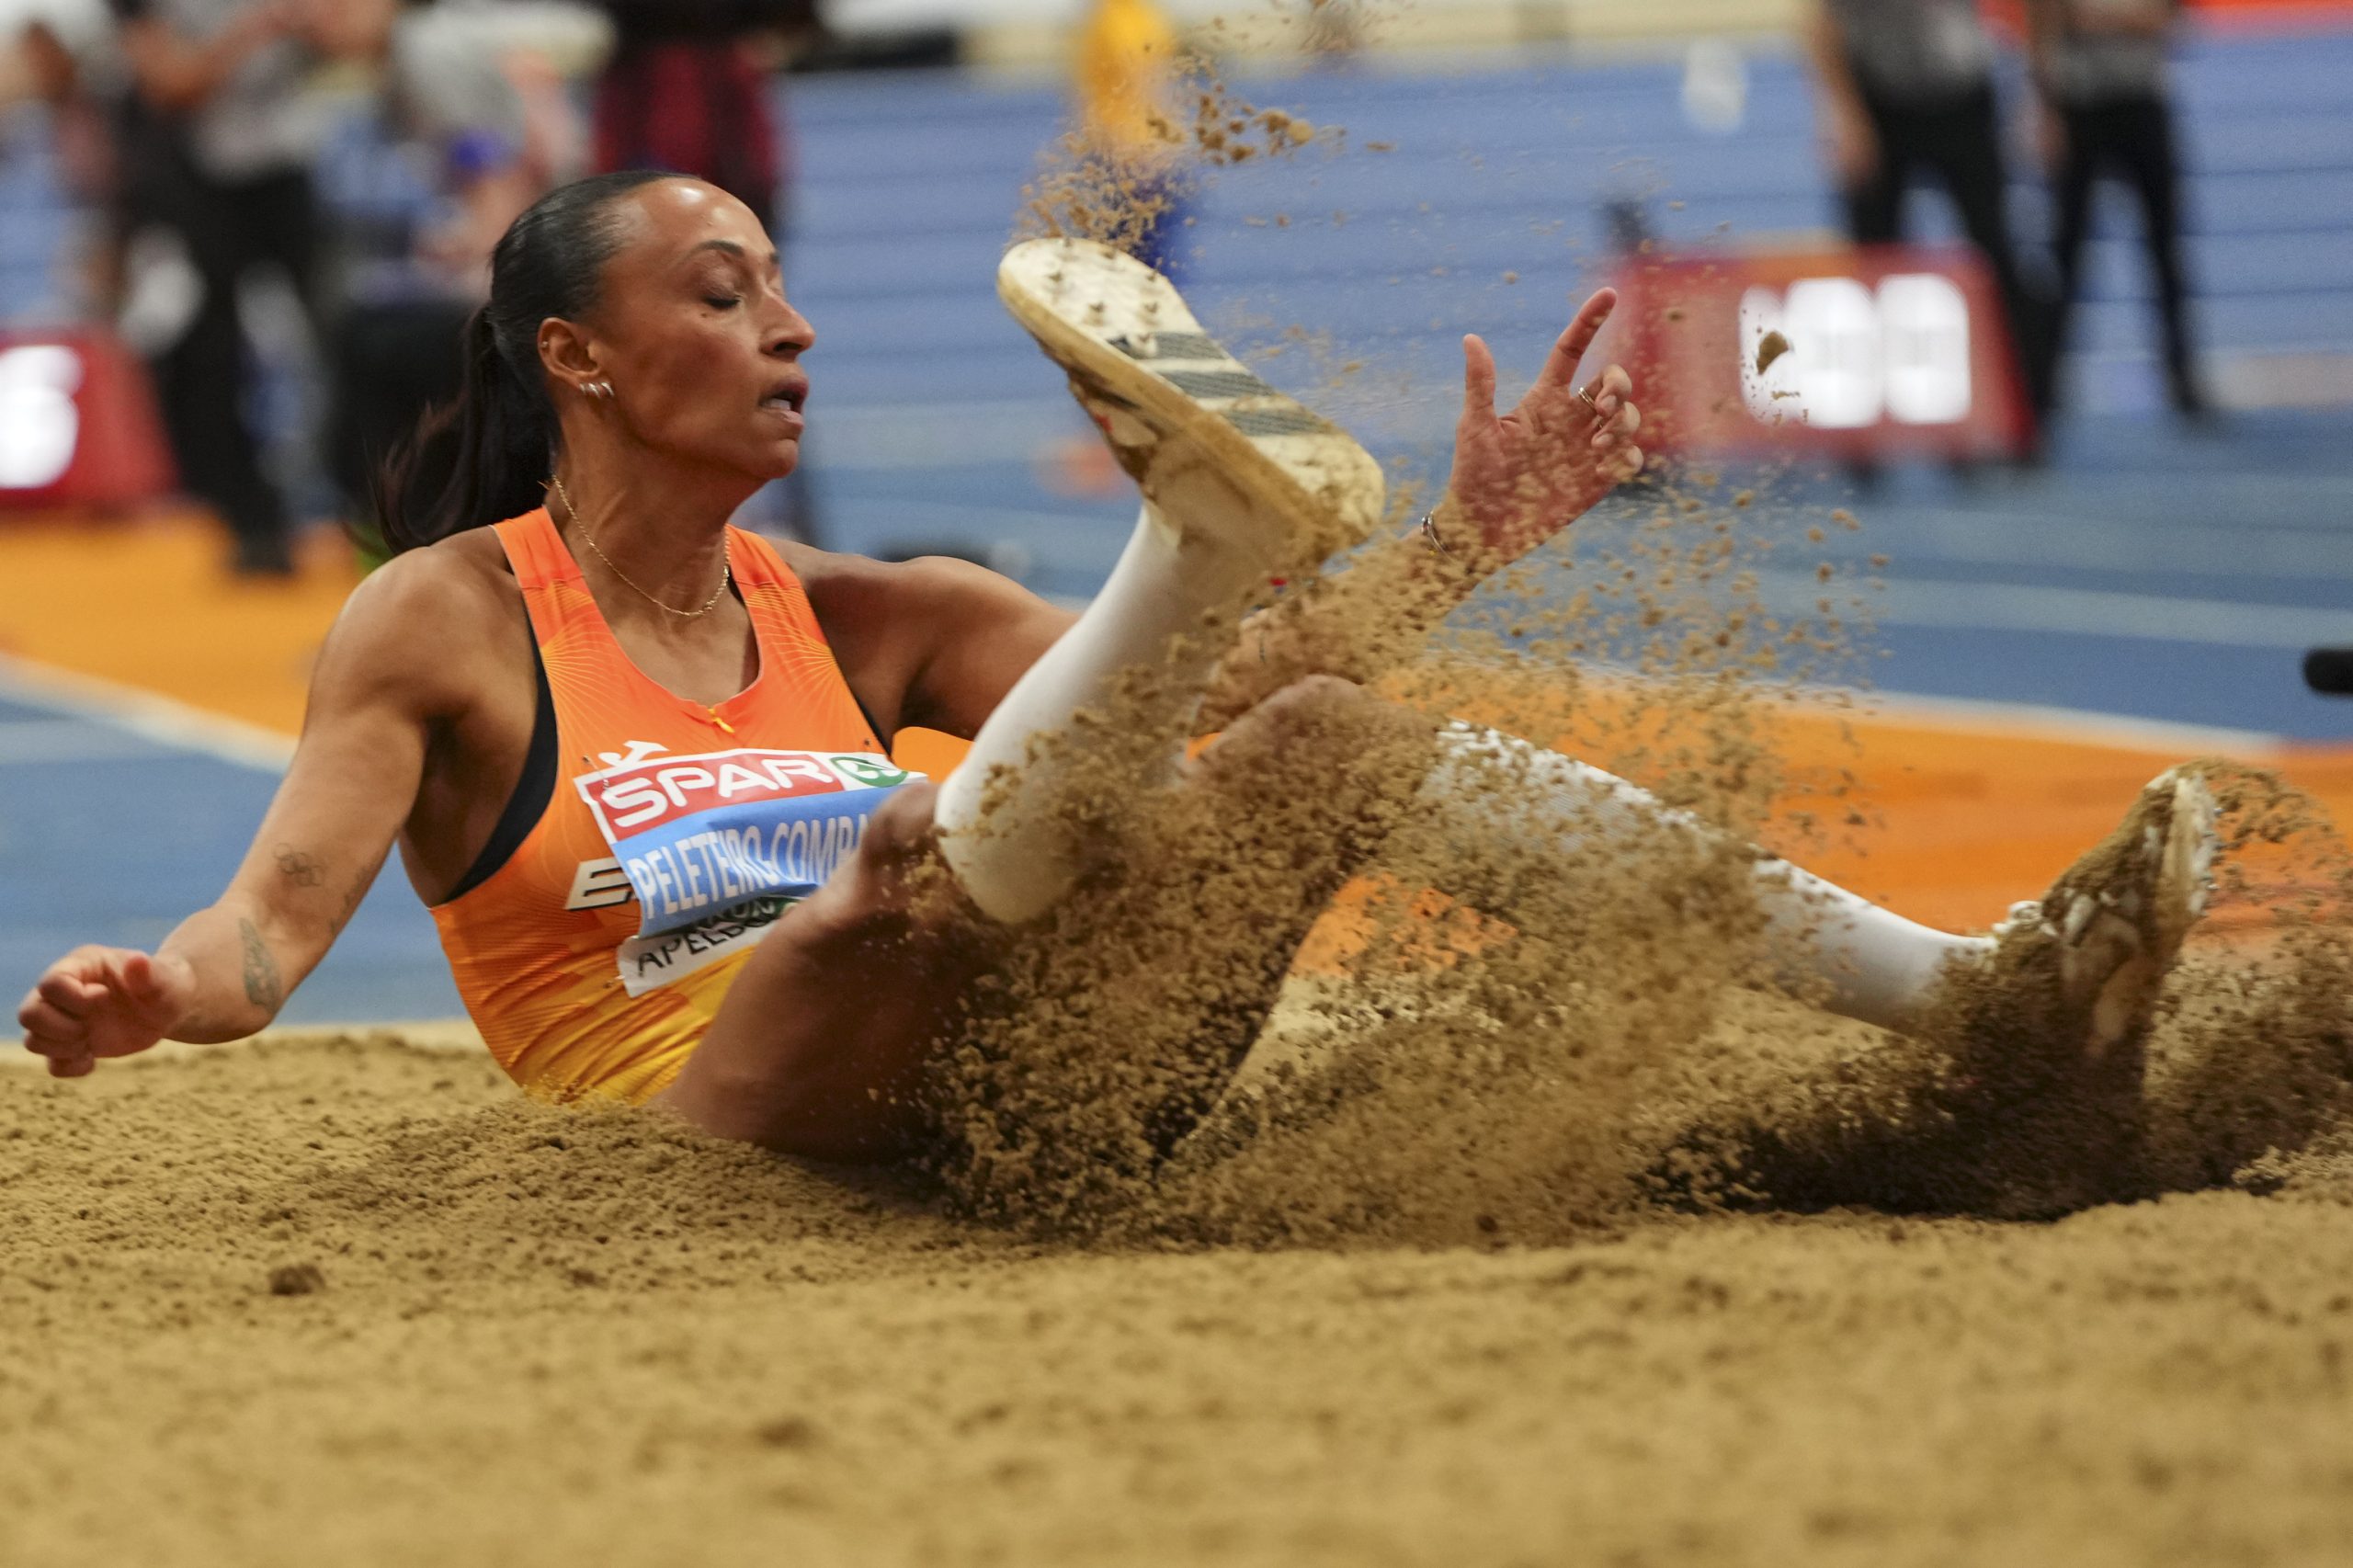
{"left": 1418, "top": 511, "right": 1455, "bottom": 561}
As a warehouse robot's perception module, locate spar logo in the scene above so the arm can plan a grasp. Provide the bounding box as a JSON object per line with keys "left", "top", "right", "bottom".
{"left": 577, "top": 745, "right": 908, "bottom": 842}
{"left": 573, "top": 743, "right": 917, "bottom": 937}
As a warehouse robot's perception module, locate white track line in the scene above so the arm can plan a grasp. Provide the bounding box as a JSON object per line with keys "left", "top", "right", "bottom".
{"left": 0, "top": 718, "right": 176, "bottom": 766}
{"left": 0, "top": 653, "right": 294, "bottom": 771}
{"left": 1866, "top": 503, "right": 2353, "bottom": 582}
{"left": 1757, "top": 569, "right": 2353, "bottom": 649}
{"left": 1837, "top": 688, "right": 2290, "bottom": 757}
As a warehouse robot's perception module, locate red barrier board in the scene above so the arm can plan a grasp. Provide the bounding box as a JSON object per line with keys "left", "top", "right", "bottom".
{"left": 0, "top": 328, "right": 177, "bottom": 513}
{"left": 1610, "top": 244, "right": 2033, "bottom": 462}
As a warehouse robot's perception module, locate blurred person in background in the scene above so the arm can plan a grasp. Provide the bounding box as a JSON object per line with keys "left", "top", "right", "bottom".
{"left": 108, "top": 0, "right": 337, "bottom": 575}
{"left": 2027, "top": 0, "right": 2209, "bottom": 421}
{"left": 593, "top": 0, "right": 820, "bottom": 542}
{"left": 592, "top": 0, "right": 809, "bottom": 238}
{"left": 1807, "top": 0, "right": 2056, "bottom": 454}
{"left": 319, "top": 0, "right": 578, "bottom": 556}
{"left": 1075, "top": 0, "right": 1187, "bottom": 278}
{"left": 4, "top": 4, "right": 124, "bottom": 312}
{"left": 1043, "top": 0, "right": 1188, "bottom": 499}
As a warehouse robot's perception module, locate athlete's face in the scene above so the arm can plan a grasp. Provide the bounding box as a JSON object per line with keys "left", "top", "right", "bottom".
{"left": 565, "top": 181, "right": 814, "bottom": 481}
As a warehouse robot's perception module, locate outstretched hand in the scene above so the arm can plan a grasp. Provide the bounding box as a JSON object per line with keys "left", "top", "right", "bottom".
{"left": 17, "top": 947, "right": 193, "bottom": 1078}
{"left": 1444, "top": 288, "right": 1643, "bottom": 566}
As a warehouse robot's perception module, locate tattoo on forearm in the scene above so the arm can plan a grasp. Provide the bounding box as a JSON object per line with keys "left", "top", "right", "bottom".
{"left": 334, "top": 875, "right": 368, "bottom": 933}
{"left": 274, "top": 843, "right": 327, "bottom": 888}
{"left": 332, "top": 849, "right": 389, "bottom": 935}
{"left": 239, "top": 918, "right": 283, "bottom": 1012}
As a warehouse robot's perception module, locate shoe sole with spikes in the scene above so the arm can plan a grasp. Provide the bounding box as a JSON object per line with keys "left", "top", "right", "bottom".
{"left": 997, "top": 237, "right": 1387, "bottom": 586}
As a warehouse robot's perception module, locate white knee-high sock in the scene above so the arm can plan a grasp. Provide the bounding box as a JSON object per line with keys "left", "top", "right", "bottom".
{"left": 1422, "top": 726, "right": 1992, "bottom": 1031}
{"left": 936, "top": 500, "right": 1270, "bottom": 924}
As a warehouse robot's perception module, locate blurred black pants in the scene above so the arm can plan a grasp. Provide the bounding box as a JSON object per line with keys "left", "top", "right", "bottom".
{"left": 2052, "top": 93, "right": 2203, "bottom": 415}
{"left": 131, "top": 166, "right": 320, "bottom": 573}
{"left": 1845, "top": 84, "right": 2056, "bottom": 431}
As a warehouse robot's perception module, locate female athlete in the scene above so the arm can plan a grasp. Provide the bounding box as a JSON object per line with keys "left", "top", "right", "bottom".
{"left": 17, "top": 173, "right": 2215, "bottom": 1178}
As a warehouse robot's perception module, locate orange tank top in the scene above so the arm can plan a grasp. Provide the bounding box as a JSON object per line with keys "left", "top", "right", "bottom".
{"left": 430, "top": 509, "right": 909, "bottom": 1103}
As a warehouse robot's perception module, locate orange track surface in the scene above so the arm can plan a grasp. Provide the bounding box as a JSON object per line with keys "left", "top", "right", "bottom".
{"left": 6, "top": 514, "right": 2350, "bottom": 936}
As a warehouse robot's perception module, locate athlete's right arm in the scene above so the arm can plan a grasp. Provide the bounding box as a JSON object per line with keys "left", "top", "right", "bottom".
{"left": 16, "top": 551, "right": 487, "bottom": 1076}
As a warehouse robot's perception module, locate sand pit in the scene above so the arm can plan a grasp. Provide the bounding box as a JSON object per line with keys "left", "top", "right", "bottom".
{"left": 7, "top": 1011, "right": 2352, "bottom": 1568}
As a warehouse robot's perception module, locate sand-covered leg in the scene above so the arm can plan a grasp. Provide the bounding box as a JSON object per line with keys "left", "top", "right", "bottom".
{"left": 1669, "top": 767, "right": 2220, "bottom": 1217}
{"left": 930, "top": 678, "right": 1438, "bottom": 1218}
{"left": 938, "top": 239, "right": 1387, "bottom": 925}
{"left": 1418, "top": 726, "right": 1996, "bottom": 1031}
{"left": 1130, "top": 680, "right": 1439, "bottom": 1159}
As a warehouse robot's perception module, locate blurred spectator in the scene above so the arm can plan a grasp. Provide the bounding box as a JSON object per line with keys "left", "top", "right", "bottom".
{"left": 1807, "top": 0, "right": 2055, "bottom": 443}
{"left": 108, "top": 0, "right": 328, "bottom": 574}
{"left": 2027, "top": 0, "right": 2208, "bottom": 420}
{"left": 323, "top": 1, "right": 578, "bottom": 554}
{"left": 591, "top": 0, "right": 820, "bottom": 540}
{"left": 592, "top": 2, "right": 811, "bottom": 237}
{"left": 5, "top": 5, "right": 124, "bottom": 312}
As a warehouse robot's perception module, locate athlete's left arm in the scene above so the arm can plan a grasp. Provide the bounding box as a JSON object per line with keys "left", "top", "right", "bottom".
{"left": 1199, "top": 287, "right": 1644, "bottom": 724}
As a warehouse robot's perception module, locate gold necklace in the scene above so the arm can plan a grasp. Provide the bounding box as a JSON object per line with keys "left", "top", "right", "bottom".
{"left": 550, "top": 475, "right": 732, "bottom": 619}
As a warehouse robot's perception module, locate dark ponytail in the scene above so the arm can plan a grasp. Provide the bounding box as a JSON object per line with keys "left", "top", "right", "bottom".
{"left": 375, "top": 169, "right": 680, "bottom": 552}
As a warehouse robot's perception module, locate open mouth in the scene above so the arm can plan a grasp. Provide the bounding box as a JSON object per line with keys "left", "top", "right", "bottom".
{"left": 760, "top": 378, "right": 809, "bottom": 418}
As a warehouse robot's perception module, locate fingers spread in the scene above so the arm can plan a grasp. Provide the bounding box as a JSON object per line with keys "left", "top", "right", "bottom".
{"left": 1532, "top": 288, "right": 1618, "bottom": 395}
{"left": 1459, "top": 334, "right": 1497, "bottom": 426}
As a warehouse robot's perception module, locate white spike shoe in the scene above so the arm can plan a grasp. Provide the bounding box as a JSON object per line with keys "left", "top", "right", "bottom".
{"left": 1656, "top": 768, "right": 2220, "bottom": 1217}
{"left": 1981, "top": 765, "right": 2218, "bottom": 1065}
{"left": 998, "top": 238, "right": 1387, "bottom": 595}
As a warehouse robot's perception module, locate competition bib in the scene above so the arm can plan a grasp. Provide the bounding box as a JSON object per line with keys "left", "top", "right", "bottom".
{"left": 574, "top": 743, "right": 918, "bottom": 947}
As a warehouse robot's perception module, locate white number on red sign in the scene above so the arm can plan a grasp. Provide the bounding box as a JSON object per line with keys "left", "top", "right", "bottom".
{"left": 1739, "top": 274, "right": 1972, "bottom": 430}
{"left": 0, "top": 346, "right": 85, "bottom": 491}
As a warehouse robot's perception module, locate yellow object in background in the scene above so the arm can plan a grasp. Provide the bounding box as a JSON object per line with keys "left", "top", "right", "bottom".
{"left": 1076, "top": 0, "right": 1183, "bottom": 165}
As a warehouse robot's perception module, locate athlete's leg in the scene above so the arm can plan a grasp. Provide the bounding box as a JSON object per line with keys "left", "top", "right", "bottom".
{"left": 1415, "top": 726, "right": 1990, "bottom": 1033}
{"left": 1113, "top": 676, "right": 1437, "bottom": 1156}
{"left": 937, "top": 238, "right": 1386, "bottom": 924}
{"left": 934, "top": 495, "right": 1275, "bottom": 924}
{"left": 1650, "top": 768, "right": 2218, "bottom": 1215}
{"left": 1404, "top": 726, "right": 2218, "bottom": 1216}
{"left": 659, "top": 781, "right": 990, "bottom": 1160}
